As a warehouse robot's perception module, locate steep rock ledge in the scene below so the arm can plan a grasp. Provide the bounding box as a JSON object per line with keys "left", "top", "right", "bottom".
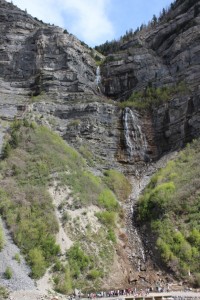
{"left": 152, "top": 93, "right": 200, "bottom": 156}
{"left": 0, "top": 0, "right": 97, "bottom": 102}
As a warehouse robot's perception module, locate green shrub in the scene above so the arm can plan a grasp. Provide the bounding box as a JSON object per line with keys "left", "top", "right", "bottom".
{"left": 67, "top": 244, "right": 90, "bottom": 278}
{"left": 13, "top": 253, "right": 21, "bottom": 264}
{"left": 107, "top": 229, "right": 116, "bottom": 243}
{"left": 2, "top": 143, "right": 12, "bottom": 159}
{"left": 53, "top": 275, "right": 59, "bottom": 285}
{"left": 53, "top": 259, "right": 65, "bottom": 272}
{"left": 104, "top": 170, "right": 132, "bottom": 201}
{"left": 98, "top": 189, "right": 119, "bottom": 211}
{"left": 2, "top": 119, "right": 24, "bottom": 159}
{"left": 188, "top": 229, "right": 200, "bottom": 249}
{"left": 87, "top": 269, "right": 102, "bottom": 280}
{"left": 0, "top": 285, "right": 9, "bottom": 298}
{"left": 104, "top": 55, "right": 115, "bottom": 63}
{"left": 54, "top": 265, "right": 72, "bottom": 294}
{"left": 4, "top": 267, "right": 12, "bottom": 279}
{"left": 28, "top": 248, "right": 46, "bottom": 279}
{"left": 138, "top": 181, "right": 175, "bottom": 220}
{"left": 96, "top": 211, "right": 116, "bottom": 227}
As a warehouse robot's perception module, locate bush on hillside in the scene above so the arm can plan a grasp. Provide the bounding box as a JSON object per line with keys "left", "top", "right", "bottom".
{"left": 4, "top": 267, "right": 12, "bottom": 279}
{"left": 67, "top": 244, "right": 90, "bottom": 278}
{"left": 28, "top": 248, "right": 46, "bottom": 278}
{"left": 0, "top": 285, "right": 9, "bottom": 299}
{"left": 103, "top": 169, "right": 132, "bottom": 202}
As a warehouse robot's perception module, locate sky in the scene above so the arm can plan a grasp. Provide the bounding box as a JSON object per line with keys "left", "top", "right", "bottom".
{"left": 12, "top": 0, "right": 173, "bottom": 47}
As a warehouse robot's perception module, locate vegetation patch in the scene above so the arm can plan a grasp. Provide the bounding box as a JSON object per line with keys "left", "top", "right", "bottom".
{"left": 61, "top": 171, "right": 103, "bottom": 207}
{"left": 98, "top": 189, "right": 119, "bottom": 211}
{"left": 0, "top": 120, "right": 128, "bottom": 289}
{"left": 138, "top": 139, "right": 200, "bottom": 285}
{"left": 95, "top": 211, "right": 116, "bottom": 228}
{"left": 78, "top": 144, "right": 95, "bottom": 167}
{"left": 53, "top": 264, "right": 72, "bottom": 294}
{"left": 0, "top": 285, "right": 9, "bottom": 299}
{"left": 13, "top": 253, "right": 21, "bottom": 264}
{"left": 68, "top": 229, "right": 113, "bottom": 290}
{"left": 4, "top": 267, "right": 12, "bottom": 279}
{"left": 103, "top": 169, "right": 132, "bottom": 202}
{"left": 0, "top": 119, "right": 86, "bottom": 277}
{"left": 62, "top": 207, "right": 117, "bottom": 290}
{"left": 67, "top": 243, "right": 90, "bottom": 279}
{"left": 119, "top": 82, "right": 188, "bottom": 110}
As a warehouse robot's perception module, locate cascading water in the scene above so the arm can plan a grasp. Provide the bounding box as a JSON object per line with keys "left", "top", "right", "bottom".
{"left": 123, "top": 108, "right": 148, "bottom": 266}
{"left": 123, "top": 107, "right": 147, "bottom": 160}
{"left": 95, "top": 66, "right": 101, "bottom": 86}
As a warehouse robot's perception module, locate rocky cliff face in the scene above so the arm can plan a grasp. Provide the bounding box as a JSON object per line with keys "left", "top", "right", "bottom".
{"left": 101, "top": 0, "right": 200, "bottom": 158}
{"left": 0, "top": 0, "right": 97, "bottom": 102}
{"left": 102, "top": 1, "right": 200, "bottom": 96}
{"left": 0, "top": 0, "right": 107, "bottom": 165}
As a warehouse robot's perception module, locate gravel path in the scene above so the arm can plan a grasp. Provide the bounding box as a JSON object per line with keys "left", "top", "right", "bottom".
{"left": 0, "top": 217, "right": 36, "bottom": 292}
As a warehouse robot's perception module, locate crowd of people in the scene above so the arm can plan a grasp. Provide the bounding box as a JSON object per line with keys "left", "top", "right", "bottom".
{"left": 87, "top": 288, "right": 153, "bottom": 299}
{"left": 71, "top": 284, "right": 170, "bottom": 300}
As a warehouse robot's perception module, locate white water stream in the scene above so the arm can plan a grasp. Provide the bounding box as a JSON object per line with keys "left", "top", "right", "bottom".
{"left": 123, "top": 107, "right": 147, "bottom": 159}
{"left": 96, "top": 66, "right": 101, "bottom": 86}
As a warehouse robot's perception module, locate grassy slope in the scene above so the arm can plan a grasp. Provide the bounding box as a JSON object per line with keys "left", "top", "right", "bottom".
{"left": 138, "top": 139, "right": 200, "bottom": 286}
{"left": 0, "top": 119, "right": 131, "bottom": 292}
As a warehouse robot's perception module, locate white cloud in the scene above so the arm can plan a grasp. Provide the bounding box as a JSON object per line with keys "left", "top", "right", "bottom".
{"left": 58, "top": 0, "right": 114, "bottom": 45}
{"left": 12, "top": 0, "right": 114, "bottom": 46}
{"left": 12, "top": 0, "right": 65, "bottom": 26}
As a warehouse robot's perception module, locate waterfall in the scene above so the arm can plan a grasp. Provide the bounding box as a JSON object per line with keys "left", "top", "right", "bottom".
{"left": 123, "top": 107, "right": 147, "bottom": 160}
{"left": 95, "top": 66, "right": 101, "bottom": 86}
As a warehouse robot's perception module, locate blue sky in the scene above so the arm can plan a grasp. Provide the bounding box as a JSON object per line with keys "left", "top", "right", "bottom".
{"left": 12, "top": 0, "right": 173, "bottom": 47}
